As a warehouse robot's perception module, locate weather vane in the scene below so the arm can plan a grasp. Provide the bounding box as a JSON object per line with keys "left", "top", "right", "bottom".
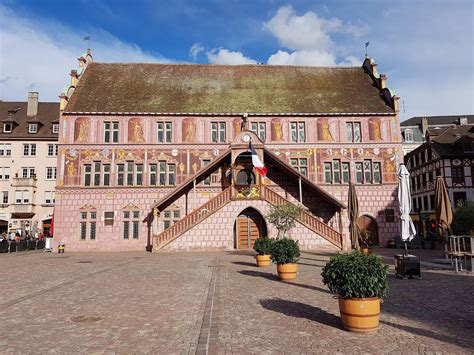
{"left": 84, "top": 35, "right": 91, "bottom": 52}
{"left": 365, "top": 41, "right": 370, "bottom": 58}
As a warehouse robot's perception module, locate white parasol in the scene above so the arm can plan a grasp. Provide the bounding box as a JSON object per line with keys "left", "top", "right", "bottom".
{"left": 397, "top": 164, "right": 417, "bottom": 254}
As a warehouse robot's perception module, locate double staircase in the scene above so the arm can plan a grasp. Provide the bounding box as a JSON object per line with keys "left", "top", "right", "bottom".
{"left": 153, "top": 185, "right": 343, "bottom": 251}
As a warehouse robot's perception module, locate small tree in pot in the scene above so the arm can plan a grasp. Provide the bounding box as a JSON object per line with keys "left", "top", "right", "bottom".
{"left": 321, "top": 251, "right": 389, "bottom": 333}
{"left": 266, "top": 203, "right": 302, "bottom": 280}
{"left": 253, "top": 237, "right": 274, "bottom": 267}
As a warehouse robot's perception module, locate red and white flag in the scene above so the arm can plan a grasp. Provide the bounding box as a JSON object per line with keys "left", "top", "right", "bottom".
{"left": 249, "top": 142, "right": 267, "bottom": 177}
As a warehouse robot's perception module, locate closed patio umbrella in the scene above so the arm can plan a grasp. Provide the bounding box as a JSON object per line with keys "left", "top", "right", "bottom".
{"left": 397, "top": 164, "right": 417, "bottom": 255}
{"left": 434, "top": 176, "right": 453, "bottom": 239}
{"left": 152, "top": 208, "right": 160, "bottom": 236}
{"left": 348, "top": 182, "right": 361, "bottom": 251}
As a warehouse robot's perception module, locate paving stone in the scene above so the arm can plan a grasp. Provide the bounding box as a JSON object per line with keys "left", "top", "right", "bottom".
{"left": 0, "top": 251, "right": 472, "bottom": 353}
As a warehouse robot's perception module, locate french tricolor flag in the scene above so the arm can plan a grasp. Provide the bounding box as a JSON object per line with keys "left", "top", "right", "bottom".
{"left": 249, "top": 142, "right": 267, "bottom": 177}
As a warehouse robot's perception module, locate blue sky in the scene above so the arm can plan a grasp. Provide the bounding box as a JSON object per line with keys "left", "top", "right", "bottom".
{"left": 0, "top": 0, "right": 472, "bottom": 119}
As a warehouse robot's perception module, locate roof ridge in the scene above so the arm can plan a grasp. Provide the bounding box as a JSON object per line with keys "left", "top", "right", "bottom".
{"left": 89, "top": 62, "right": 362, "bottom": 70}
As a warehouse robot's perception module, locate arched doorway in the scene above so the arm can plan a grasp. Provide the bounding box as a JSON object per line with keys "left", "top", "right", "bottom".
{"left": 235, "top": 208, "right": 267, "bottom": 250}
{"left": 357, "top": 215, "right": 379, "bottom": 246}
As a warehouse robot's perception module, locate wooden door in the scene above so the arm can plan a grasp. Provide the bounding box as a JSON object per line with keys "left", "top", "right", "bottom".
{"left": 357, "top": 215, "right": 379, "bottom": 246}
{"left": 236, "top": 214, "right": 261, "bottom": 249}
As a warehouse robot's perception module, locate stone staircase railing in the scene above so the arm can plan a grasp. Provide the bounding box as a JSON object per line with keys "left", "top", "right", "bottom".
{"left": 261, "top": 186, "right": 343, "bottom": 249}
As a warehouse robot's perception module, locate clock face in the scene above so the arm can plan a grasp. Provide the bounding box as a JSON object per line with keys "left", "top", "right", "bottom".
{"left": 242, "top": 134, "right": 251, "bottom": 142}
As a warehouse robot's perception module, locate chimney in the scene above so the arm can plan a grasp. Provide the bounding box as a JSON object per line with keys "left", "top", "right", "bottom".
{"left": 379, "top": 74, "right": 387, "bottom": 89}
{"left": 27, "top": 92, "right": 39, "bottom": 117}
{"left": 421, "top": 117, "right": 429, "bottom": 136}
{"left": 70, "top": 69, "right": 78, "bottom": 86}
{"left": 459, "top": 116, "right": 468, "bottom": 125}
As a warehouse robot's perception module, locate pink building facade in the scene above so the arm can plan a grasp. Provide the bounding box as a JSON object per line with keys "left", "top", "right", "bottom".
{"left": 54, "top": 52, "right": 403, "bottom": 251}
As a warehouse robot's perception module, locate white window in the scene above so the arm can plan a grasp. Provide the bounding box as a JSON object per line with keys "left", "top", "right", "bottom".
{"left": 290, "top": 158, "right": 308, "bottom": 176}
{"left": 163, "top": 210, "right": 180, "bottom": 230}
{"left": 346, "top": 122, "right": 362, "bottom": 142}
{"left": 3, "top": 123, "right": 12, "bottom": 133}
{"left": 290, "top": 122, "right": 305, "bottom": 142}
{"left": 15, "top": 190, "right": 29, "bottom": 204}
{"left": 251, "top": 122, "right": 266, "bottom": 141}
{"left": 21, "top": 167, "right": 35, "bottom": 178}
{"left": 158, "top": 161, "right": 176, "bottom": 186}
{"left": 28, "top": 123, "right": 38, "bottom": 133}
{"left": 80, "top": 211, "right": 97, "bottom": 240}
{"left": 0, "top": 144, "right": 11, "bottom": 156}
{"left": 46, "top": 167, "right": 57, "bottom": 180}
{"left": 44, "top": 191, "right": 55, "bottom": 204}
{"left": 23, "top": 144, "right": 36, "bottom": 156}
{"left": 211, "top": 122, "right": 226, "bottom": 143}
{"left": 157, "top": 122, "right": 172, "bottom": 143}
{"left": 0, "top": 167, "right": 10, "bottom": 180}
{"left": 123, "top": 210, "right": 140, "bottom": 239}
{"left": 404, "top": 129, "right": 414, "bottom": 142}
{"left": 104, "top": 122, "right": 119, "bottom": 143}
{"left": 2, "top": 191, "right": 8, "bottom": 204}
{"left": 47, "top": 144, "right": 58, "bottom": 157}
{"left": 52, "top": 124, "right": 60, "bottom": 133}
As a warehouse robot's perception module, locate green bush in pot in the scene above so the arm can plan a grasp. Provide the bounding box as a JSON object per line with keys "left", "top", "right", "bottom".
{"left": 271, "top": 238, "right": 300, "bottom": 265}
{"left": 253, "top": 237, "right": 274, "bottom": 255}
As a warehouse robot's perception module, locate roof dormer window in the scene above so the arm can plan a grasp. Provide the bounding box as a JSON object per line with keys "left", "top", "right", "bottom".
{"left": 3, "top": 123, "right": 12, "bottom": 133}
{"left": 29, "top": 123, "right": 38, "bottom": 134}
{"left": 404, "top": 129, "right": 414, "bottom": 143}
{"left": 52, "top": 123, "right": 60, "bottom": 134}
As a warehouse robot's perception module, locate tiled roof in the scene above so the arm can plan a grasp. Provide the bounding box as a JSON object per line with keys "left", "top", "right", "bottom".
{"left": 0, "top": 101, "right": 59, "bottom": 140}
{"left": 401, "top": 115, "right": 474, "bottom": 126}
{"left": 431, "top": 125, "right": 474, "bottom": 156}
{"left": 65, "top": 63, "right": 394, "bottom": 114}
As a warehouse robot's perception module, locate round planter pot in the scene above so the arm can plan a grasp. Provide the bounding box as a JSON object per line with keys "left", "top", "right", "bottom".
{"left": 256, "top": 254, "right": 271, "bottom": 267}
{"left": 276, "top": 263, "right": 298, "bottom": 280}
{"left": 361, "top": 247, "right": 370, "bottom": 254}
{"left": 338, "top": 297, "right": 381, "bottom": 333}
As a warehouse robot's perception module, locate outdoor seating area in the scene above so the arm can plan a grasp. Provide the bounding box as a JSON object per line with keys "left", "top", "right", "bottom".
{"left": 0, "top": 239, "right": 46, "bottom": 253}
{"left": 445, "top": 235, "right": 474, "bottom": 272}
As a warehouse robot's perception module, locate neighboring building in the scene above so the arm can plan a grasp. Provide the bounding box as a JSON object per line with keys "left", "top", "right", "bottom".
{"left": 0, "top": 93, "right": 59, "bottom": 236}
{"left": 405, "top": 124, "right": 474, "bottom": 235}
{"left": 401, "top": 115, "right": 474, "bottom": 154}
{"left": 54, "top": 52, "right": 403, "bottom": 251}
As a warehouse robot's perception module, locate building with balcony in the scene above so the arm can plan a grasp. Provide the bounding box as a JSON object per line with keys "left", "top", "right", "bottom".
{"left": 54, "top": 52, "right": 403, "bottom": 251}
{"left": 0, "top": 93, "right": 59, "bottom": 235}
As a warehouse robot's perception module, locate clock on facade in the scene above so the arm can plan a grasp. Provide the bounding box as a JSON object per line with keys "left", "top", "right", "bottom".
{"left": 242, "top": 134, "right": 251, "bottom": 142}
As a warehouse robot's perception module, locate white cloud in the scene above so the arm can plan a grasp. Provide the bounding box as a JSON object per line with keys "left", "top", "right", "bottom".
{"left": 0, "top": 5, "right": 174, "bottom": 102}
{"left": 267, "top": 50, "right": 336, "bottom": 66}
{"left": 338, "top": 56, "right": 361, "bottom": 67}
{"left": 263, "top": 5, "right": 367, "bottom": 51}
{"left": 262, "top": 6, "right": 363, "bottom": 67}
{"left": 207, "top": 48, "right": 257, "bottom": 65}
{"left": 189, "top": 42, "right": 204, "bottom": 60}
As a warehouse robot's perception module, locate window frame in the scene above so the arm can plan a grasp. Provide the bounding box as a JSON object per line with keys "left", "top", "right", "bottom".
{"left": 250, "top": 122, "right": 266, "bottom": 141}
{"left": 28, "top": 123, "right": 38, "bottom": 134}
{"left": 52, "top": 123, "right": 60, "bottom": 134}
{"left": 123, "top": 210, "right": 140, "bottom": 239}
{"left": 46, "top": 167, "right": 57, "bottom": 180}
{"left": 211, "top": 122, "right": 226, "bottom": 143}
{"left": 3, "top": 123, "right": 12, "bottom": 133}
{"left": 157, "top": 122, "right": 172, "bottom": 143}
{"left": 346, "top": 122, "right": 362, "bottom": 143}
{"left": 290, "top": 121, "right": 306, "bottom": 143}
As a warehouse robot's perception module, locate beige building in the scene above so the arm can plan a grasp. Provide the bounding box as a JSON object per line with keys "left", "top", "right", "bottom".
{"left": 0, "top": 92, "right": 59, "bottom": 236}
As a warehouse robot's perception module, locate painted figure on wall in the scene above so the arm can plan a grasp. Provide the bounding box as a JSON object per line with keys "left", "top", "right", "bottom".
{"left": 183, "top": 119, "right": 195, "bottom": 142}
{"left": 369, "top": 118, "right": 382, "bottom": 141}
{"left": 233, "top": 118, "right": 242, "bottom": 135}
{"left": 134, "top": 122, "right": 145, "bottom": 142}
{"left": 75, "top": 118, "right": 89, "bottom": 142}
{"left": 271, "top": 119, "right": 283, "bottom": 141}
{"left": 319, "top": 119, "right": 334, "bottom": 141}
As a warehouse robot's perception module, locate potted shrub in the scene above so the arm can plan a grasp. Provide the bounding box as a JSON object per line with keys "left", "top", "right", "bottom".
{"left": 271, "top": 237, "right": 300, "bottom": 280}
{"left": 321, "top": 251, "right": 389, "bottom": 333}
{"left": 253, "top": 237, "right": 274, "bottom": 267}
{"left": 266, "top": 203, "right": 302, "bottom": 280}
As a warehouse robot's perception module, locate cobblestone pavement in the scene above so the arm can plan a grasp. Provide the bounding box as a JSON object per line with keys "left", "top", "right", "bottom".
{"left": 0, "top": 250, "right": 472, "bottom": 354}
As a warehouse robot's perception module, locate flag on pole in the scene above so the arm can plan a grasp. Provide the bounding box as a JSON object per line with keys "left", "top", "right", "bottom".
{"left": 84, "top": 36, "right": 90, "bottom": 41}
{"left": 249, "top": 142, "right": 267, "bottom": 177}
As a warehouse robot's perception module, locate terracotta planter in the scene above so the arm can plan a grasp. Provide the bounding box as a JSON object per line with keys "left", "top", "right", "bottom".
{"left": 256, "top": 254, "right": 271, "bottom": 267}
{"left": 361, "top": 247, "right": 370, "bottom": 254}
{"left": 276, "top": 263, "right": 298, "bottom": 280}
{"left": 338, "top": 297, "right": 381, "bottom": 333}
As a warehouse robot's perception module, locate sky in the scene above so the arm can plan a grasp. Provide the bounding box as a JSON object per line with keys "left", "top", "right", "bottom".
{"left": 0, "top": 0, "right": 472, "bottom": 120}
